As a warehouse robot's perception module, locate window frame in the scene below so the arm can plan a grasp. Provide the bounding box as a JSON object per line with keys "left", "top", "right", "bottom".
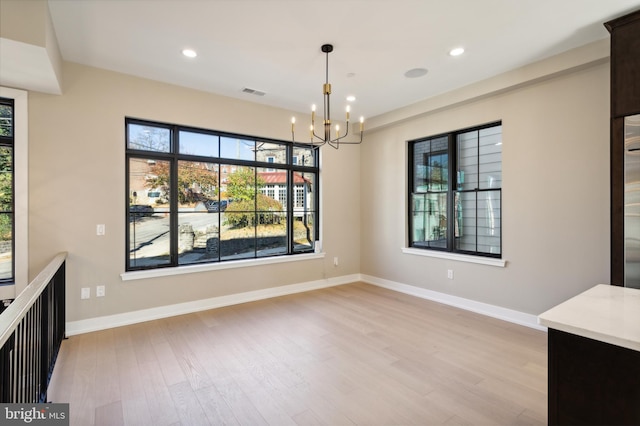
{"left": 0, "top": 97, "right": 15, "bottom": 285}
{"left": 408, "top": 121, "right": 502, "bottom": 259}
{"left": 125, "top": 117, "right": 320, "bottom": 272}
{"left": 0, "top": 87, "right": 28, "bottom": 296}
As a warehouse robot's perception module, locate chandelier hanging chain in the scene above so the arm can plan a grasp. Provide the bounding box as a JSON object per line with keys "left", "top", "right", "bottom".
{"left": 291, "top": 44, "right": 364, "bottom": 149}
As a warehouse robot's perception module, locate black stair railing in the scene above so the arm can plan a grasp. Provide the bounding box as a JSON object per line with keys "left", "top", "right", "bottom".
{"left": 0, "top": 252, "right": 67, "bottom": 403}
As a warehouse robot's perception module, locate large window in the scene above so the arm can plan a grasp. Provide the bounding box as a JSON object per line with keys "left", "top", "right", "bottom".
{"left": 0, "top": 98, "right": 14, "bottom": 283}
{"left": 126, "top": 118, "right": 319, "bottom": 271}
{"left": 409, "top": 122, "right": 502, "bottom": 257}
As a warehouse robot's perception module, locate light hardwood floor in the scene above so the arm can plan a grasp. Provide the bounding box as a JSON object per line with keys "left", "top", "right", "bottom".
{"left": 48, "top": 282, "right": 547, "bottom": 425}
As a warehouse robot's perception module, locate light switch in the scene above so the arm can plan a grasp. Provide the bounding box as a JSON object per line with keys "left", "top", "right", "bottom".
{"left": 96, "top": 224, "right": 105, "bottom": 236}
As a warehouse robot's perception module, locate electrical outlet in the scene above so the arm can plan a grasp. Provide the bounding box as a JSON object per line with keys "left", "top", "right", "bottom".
{"left": 96, "top": 224, "right": 106, "bottom": 236}
{"left": 96, "top": 285, "right": 105, "bottom": 297}
{"left": 81, "top": 287, "right": 90, "bottom": 299}
{"left": 333, "top": 257, "right": 339, "bottom": 267}
{"left": 447, "top": 269, "right": 454, "bottom": 280}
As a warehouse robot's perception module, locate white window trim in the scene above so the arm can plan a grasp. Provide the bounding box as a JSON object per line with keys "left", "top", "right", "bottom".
{"left": 0, "top": 87, "right": 28, "bottom": 299}
{"left": 401, "top": 247, "right": 506, "bottom": 267}
{"left": 121, "top": 251, "right": 325, "bottom": 281}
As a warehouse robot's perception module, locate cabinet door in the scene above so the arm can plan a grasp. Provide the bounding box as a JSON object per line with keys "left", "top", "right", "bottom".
{"left": 548, "top": 329, "right": 640, "bottom": 425}
{"left": 606, "top": 11, "right": 640, "bottom": 118}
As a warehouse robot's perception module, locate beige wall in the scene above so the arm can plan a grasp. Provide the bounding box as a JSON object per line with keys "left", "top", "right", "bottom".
{"left": 360, "top": 61, "right": 610, "bottom": 315}
{"left": 28, "top": 62, "right": 361, "bottom": 322}
{"left": 26, "top": 43, "right": 610, "bottom": 323}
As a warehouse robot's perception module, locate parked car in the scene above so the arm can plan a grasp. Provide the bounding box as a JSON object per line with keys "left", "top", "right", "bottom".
{"left": 205, "top": 200, "right": 229, "bottom": 212}
{"left": 129, "top": 204, "right": 154, "bottom": 217}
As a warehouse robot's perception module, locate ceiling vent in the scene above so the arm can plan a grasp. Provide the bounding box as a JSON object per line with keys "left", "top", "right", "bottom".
{"left": 242, "top": 87, "right": 266, "bottom": 96}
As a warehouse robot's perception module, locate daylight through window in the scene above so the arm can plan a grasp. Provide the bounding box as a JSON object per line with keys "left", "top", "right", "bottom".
{"left": 0, "top": 98, "right": 14, "bottom": 283}
{"left": 126, "top": 118, "right": 319, "bottom": 271}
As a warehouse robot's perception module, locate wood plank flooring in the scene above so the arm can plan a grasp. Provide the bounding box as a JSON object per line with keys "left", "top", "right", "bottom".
{"left": 47, "top": 282, "right": 547, "bottom": 425}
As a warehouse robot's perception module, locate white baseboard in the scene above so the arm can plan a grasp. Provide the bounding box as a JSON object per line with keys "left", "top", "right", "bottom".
{"left": 66, "top": 272, "right": 545, "bottom": 336}
{"left": 360, "top": 274, "right": 546, "bottom": 331}
{"left": 65, "top": 274, "right": 360, "bottom": 336}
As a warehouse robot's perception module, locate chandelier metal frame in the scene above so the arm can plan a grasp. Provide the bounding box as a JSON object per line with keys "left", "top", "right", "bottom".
{"left": 291, "top": 44, "right": 364, "bottom": 149}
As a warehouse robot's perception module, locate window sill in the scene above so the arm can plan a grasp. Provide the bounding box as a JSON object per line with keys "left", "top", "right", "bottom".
{"left": 121, "top": 252, "right": 326, "bottom": 281}
{"left": 401, "top": 247, "right": 506, "bottom": 267}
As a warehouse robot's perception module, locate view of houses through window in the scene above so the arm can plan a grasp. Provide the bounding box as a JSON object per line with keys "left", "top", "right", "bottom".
{"left": 126, "top": 119, "right": 318, "bottom": 271}
{"left": 409, "top": 122, "right": 502, "bottom": 257}
{"left": 0, "top": 98, "right": 14, "bottom": 283}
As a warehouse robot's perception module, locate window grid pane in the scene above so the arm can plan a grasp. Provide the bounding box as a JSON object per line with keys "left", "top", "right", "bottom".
{"left": 411, "top": 193, "right": 448, "bottom": 249}
{"left": 128, "top": 124, "right": 171, "bottom": 152}
{"left": 0, "top": 103, "right": 12, "bottom": 137}
{"left": 220, "top": 137, "right": 255, "bottom": 161}
{"left": 128, "top": 157, "right": 171, "bottom": 268}
{"left": 179, "top": 131, "right": 219, "bottom": 157}
{"left": 0, "top": 100, "right": 15, "bottom": 282}
{"left": 410, "top": 122, "right": 501, "bottom": 257}
{"left": 478, "top": 126, "right": 502, "bottom": 189}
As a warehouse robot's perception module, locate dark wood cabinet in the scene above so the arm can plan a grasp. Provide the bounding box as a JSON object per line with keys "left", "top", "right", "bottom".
{"left": 606, "top": 10, "right": 640, "bottom": 286}
{"left": 540, "top": 285, "right": 640, "bottom": 425}
{"left": 548, "top": 329, "right": 640, "bottom": 425}
{"left": 606, "top": 11, "right": 640, "bottom": 119}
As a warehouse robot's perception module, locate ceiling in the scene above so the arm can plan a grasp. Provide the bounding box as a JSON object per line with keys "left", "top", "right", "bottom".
{"left": 38, "top": 0, "right": 640, "bottom": 119}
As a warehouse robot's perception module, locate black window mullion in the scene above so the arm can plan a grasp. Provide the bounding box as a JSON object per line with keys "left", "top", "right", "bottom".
{"left": 475, "top": 189, "right": 479, "bottom": 253}
{"left": 313, "top": 149, "right": 320, "bottom": 244}
{"left": 254, "top": 166, "right": 258, "bottom": 258}
{"left": 287, "top": 169, "right": 294, "bottom": 253}
{"left": 499, "top": 189, "right": 502, "bottom": 255}
{"left": 447, "top": 134, "right": 455, "bottom": 252}
{"left": 287, "top": 146, "right": 294, "bottom": 254}
{"left": 407, "top": 142, "right": 414, "bottom": 247}
{"left": 169, "top": 127, "right": 179, "bottom": 266}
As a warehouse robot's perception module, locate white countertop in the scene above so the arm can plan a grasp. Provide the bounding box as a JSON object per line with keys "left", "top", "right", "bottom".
{"left": 538, "top": 284, "right": 640, "bottom": 352}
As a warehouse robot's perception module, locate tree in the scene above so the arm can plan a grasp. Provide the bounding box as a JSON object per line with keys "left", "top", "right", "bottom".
{"left": 224, "top": 168, "right": 283, "bottom": 228}
{"left": 0, "top": 147, "right": 12, "bottom": 208}
{"left": 225, "top": 167, "right": 260, "bottom": 201}
{"left": 129, "top": 126, "right": 169, "bottom": 151}
{"left": 0, "top": 105, "right": 11, "bottom": 136}
{"left": 0, "top": 115, "right": 12, "bottom": 240}
{"left": 225, "top": 195, "right": 283, "bottom": 228}
{"left": 145, "top": 161, "right": 218, "bottom": 205}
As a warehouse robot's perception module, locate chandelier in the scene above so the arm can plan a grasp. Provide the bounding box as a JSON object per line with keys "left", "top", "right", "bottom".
{"left": 291, "top": 44, "right": 364, "bottom": 149}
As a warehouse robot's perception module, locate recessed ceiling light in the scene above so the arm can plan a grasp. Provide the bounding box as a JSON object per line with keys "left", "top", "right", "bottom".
{"left": 449, "top": 47, "right": 465, "bottom": 57}
{"left": 404, "top": 68, "right": 428, "bottom": 78}
{"left": 182, "top": 49, "right": 197, "bottom": 58}
{"left": 346, "top": 95, "right": 356, "bottom": 102}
